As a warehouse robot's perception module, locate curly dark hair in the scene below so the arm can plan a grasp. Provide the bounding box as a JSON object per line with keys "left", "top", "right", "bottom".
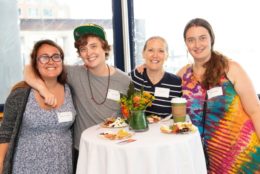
{"left": 74, "top": 34, "right": 111, "bottom": 59}
{"left": 183, "top": 18, "right": 229, "bottom": 89}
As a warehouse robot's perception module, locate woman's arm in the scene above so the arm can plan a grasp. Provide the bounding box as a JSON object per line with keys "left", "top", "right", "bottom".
{"left": 0, "top": 143, "right": 9, "bottom": 174}
{"left": 176, "top": 64, "right": 190, "bottom": 78}
{"left": 227, "top": 60, "right": 260, "bottom": 139}
{"left": 24, "top": 64, "right": 57, "bottom": 107}
{"left": 0, "top": 88, "right": 26, "bottom": 173}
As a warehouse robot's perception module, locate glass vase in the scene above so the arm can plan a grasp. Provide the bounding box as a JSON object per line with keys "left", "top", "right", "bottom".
{"left": 129, "top": 110, "right": 148, "bottom": 132}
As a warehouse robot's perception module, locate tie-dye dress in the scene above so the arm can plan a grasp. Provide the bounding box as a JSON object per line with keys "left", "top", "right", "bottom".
{"left": 182, "top": 66, "right": 260, "bottom": 173}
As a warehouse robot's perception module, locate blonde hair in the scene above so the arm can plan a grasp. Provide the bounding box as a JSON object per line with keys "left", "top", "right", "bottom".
{"left": 143, "top": 36, "right": 168, "bottom": 53}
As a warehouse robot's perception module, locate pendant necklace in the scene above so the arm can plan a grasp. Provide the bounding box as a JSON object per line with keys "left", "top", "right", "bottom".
{"left": 87, "top": 64, "right": 110, "bottom": 105}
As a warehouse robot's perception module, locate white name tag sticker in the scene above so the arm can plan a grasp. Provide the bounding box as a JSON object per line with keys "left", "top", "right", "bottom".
{"left": 57, "top": 112, "right": 73, "bottom": 123}
{"left": 207, "top": 87, "right": 223, "bottom": 99}
{"left": 154, "top": 87, "right": 170, "bottom": 98}
{"left": 107, "top": 89, "right": 120, "bottom": 101}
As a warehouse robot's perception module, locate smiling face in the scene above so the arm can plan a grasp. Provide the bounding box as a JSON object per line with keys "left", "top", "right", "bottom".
{"left": 78, "top": 36, "right": 107, "bottom": 69}
{"left": 143, "top": 37, "right": 168, "bottom": 72}
{"left": 36, "top": 44, "right": 63, "bottom": 81}
{"left": 185, "top": 26, "right": 212, "bottom": 63}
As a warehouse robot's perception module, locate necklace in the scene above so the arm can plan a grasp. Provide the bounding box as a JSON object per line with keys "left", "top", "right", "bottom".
{"left": 191, "top": 65, "right": 203, "bottom": 83}
{"left": 87, "top": 64, "right": 110, "bottom": 105}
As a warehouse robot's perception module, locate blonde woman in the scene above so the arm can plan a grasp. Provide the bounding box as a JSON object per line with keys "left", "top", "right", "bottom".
{"left": 131, "top": 36, "right": 182, "bottom": 118}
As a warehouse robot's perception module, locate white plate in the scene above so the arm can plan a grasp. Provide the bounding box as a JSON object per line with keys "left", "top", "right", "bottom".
{"left": 99, "top": 130, "right": 134, "bottom": 140}
{"left": 146, "top": 115, "right": 161, "bottom": 124}
{"left": 100, "top": 117, "right": 128, "bottom": 128}
{"left": 160, "top": 123, "right": 197, "bottom": 134}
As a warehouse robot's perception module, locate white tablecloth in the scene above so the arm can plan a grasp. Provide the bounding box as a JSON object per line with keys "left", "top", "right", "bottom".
{"left": 76, "top": 120, "right": 207, "bottom": 174}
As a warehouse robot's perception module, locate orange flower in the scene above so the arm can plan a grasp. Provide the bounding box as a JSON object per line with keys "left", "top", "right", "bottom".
{"left": 133, "top": 95, "right": 141, "bottom": 104}
{"left": 120, "top": 82, "right": 155, "bottom": 119}
{"left": 121, "top": 104, "right": 129, "bottom": 119}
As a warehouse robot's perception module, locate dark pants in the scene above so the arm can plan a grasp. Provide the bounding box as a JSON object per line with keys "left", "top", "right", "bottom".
{"left": 73, "top": 148, "right": 79, "bottom": 174}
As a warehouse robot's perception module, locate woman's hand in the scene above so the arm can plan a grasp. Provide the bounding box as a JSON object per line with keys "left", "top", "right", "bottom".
{"left": 39, "top": 87, "right": 57, "bottom": 107}
{"left": 136, "top": 64, "right": 146, "bottom": 74}
{"left": 24, "top": 64, "right": 57, "bottom": 107}
{"left": 0, "top": 162, "right": 3, "bottom": 174}
{"left": 0, "top": 143, "right": 9, "bottom": 174}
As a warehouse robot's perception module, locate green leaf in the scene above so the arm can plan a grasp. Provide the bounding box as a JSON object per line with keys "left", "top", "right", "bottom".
{"left": 127, "top": 82, "right": 135, "bottom": 99}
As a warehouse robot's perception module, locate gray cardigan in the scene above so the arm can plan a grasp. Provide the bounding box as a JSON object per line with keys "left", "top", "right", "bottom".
{"left": 0, "top": 87, "right": 31, "bottom": 174}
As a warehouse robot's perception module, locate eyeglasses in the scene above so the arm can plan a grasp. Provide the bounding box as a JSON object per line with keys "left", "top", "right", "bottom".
{"left": 37, "top": 54, "right": 62, "bottom": 64}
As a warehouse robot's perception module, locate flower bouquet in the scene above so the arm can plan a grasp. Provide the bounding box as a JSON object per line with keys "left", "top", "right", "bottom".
{"left": 120, "top": 82, "right": 155, "bottom": 131}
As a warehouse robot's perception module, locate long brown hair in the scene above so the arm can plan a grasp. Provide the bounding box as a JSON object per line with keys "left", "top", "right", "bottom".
{"left": 11, "top": 81, "right": 30, "bottom": 92}
{"left": 184, "top": 18, "right": 228, "bottom": 89}
{"left": 30, "top": 39, "right": 67, "bottom": 84}
{"left": 12, "top": 40, "right": 67, "bottom": 92}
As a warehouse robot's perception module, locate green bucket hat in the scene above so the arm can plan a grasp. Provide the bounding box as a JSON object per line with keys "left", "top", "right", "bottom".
{"left": 73, "top": 23, "right": 107, "bottom": 41}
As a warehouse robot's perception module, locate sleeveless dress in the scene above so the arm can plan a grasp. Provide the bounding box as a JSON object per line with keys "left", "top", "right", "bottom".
{"left": 182, "top": 66, "right": 260, "bottom": 173}
{"left": 12, "top": 85, "right": 76, "bottom": 174}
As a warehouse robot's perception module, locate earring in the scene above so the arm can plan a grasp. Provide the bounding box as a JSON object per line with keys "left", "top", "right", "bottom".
{"left": 186, "top": 50, "right": 189, "bottom": 59}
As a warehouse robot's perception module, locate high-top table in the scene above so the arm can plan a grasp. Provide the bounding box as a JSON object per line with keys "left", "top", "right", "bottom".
{"left": 76, "top": 120, "right": 207, "bottom": 174}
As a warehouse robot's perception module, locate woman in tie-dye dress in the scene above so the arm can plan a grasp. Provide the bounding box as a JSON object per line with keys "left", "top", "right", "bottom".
{"left": 177, "top": 18, "right": 260, "bottom": 173}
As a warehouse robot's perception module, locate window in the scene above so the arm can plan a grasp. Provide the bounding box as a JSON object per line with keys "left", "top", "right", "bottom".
{"left": 1, "top": 0, "right": 260, "bottom": 104}
{"left": 0, "top": 0, "right": 113, "bottom": 103}
{"left": 42, "top": 8, "right": 52, "bottom": 17}
{"left": 18, "top": 0, "right": 113, "bottom": 66}
{"left": 133, "top": 0, "right": 260, "bottom": 93}
{"left": 28, "top": 8, "right": 38, "bottom": 17}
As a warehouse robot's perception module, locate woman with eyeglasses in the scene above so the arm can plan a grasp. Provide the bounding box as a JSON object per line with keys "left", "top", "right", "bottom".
{"left": 0, "top": 39, "right": 76, "bottom": 174}
{"left": 23, "top": 24, "right": 131, "bottom": 172}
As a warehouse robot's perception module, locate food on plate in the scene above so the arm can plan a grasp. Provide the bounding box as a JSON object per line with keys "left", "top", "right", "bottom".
{"left": 160, "top": 122, "right": 196, "bottom": 134}
{"left": 160, "top": 125, "right": 172, "bottom": 133}
{"left": 146, "top": 115, "right": 161, "bottom": 123}
{"left": 117, "top": 129, "right": 131, "bottom": 139}
{"left": 100, "top": 132, "right": 117, "bottom": 140}
{"left": 100, "top": 117, "right": 128, "bottom": 128}
{"left": 100, "top": 129, "right": 133, "bottom": 140}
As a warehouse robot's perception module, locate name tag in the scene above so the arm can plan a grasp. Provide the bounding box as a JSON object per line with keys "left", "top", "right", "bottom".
{"left": 57, "top": 112, "right": 73, "bottom": 123}
{"left": 207, "top": 87, "right": 223, "bottom": 99}
{"left": 154, "top": 87, "right": 170, "bottom": 98}
{"left": 107, "top": 89, "right": 120, "bottom": 101}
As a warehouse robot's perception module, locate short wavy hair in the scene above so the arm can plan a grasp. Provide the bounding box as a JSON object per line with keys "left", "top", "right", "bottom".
{"left": 74, "top": 34, "right": 111, "bottom": 59}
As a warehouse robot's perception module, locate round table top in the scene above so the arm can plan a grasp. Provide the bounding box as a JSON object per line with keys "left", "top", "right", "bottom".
{"left": 77, "top": 120, "right": 207, "bottom": 174}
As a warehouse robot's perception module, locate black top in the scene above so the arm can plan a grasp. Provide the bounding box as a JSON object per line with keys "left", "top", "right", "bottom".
{"left": 130, "top": 69, "right": 182, "bottom": 118}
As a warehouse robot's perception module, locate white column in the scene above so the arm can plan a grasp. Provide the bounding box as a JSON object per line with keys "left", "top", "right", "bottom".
{"left": 121, "top": 0, "right": 131, "bottom": 73}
